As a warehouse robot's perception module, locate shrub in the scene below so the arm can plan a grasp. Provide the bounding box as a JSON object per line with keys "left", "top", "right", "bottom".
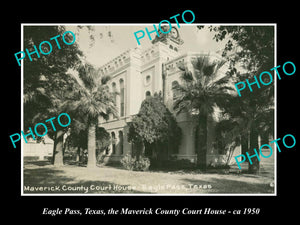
{"left": 120, "top": 154, "right": 136, "bottom": 170}
{"left": 134, "top": 157, "right": 150, "bottom": 171}
{"left": 120, "top": 154, "right": 150, "bottom": 171}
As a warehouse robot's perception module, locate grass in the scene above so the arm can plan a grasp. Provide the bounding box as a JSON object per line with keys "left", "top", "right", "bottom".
{"left": 23, "top": 161, "right": 275, "bottom": 194}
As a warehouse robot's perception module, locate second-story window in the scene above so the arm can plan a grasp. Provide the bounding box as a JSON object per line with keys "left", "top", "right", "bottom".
{"left": 120, "top": 79, "right": 125, "bottom": 117}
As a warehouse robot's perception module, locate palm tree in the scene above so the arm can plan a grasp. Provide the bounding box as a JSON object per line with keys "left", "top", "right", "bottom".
{"left": 218, "top": 73, "right": 274, "bottom": 173}
{"left": 173, "top": 54, "right": 234, "bottom": 170}
{"left": 65, "top": 63, "right": 118, "bottom": 168}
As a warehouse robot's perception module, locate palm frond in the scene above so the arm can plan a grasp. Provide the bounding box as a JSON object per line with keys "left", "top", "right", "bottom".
{"left": 63, "top": 63, "right": 119, "bottom": 123}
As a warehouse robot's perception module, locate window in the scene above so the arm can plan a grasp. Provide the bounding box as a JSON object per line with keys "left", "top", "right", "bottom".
{"left": 119, "top": 131, "right": 124, "bottom": 155}
{"left": 112, "top": 82, "right": 116, "bottom": 97}
{"left": 119, "top": 79, "right": 125, "bottom": 117}
{"left": 112, "top": 82, "right": 117, "bottom": 118}
{"left": 145, "top": 91, "right": 151, "bottom": 98}
{"left": 111, "top": 132, "right": 116, "bottom": 154}
{"left": 145, "top": 75, "right": 151, "bottom": 86}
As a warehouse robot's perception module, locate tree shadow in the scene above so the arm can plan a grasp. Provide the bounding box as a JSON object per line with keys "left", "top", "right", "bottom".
{"left": 23, "top": 162, "right": 148, "bottom": 194}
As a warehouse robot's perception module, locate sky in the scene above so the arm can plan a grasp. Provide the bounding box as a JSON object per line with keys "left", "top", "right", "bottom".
{"left": 66, "top": 24, "right": 228, "bottom": 68}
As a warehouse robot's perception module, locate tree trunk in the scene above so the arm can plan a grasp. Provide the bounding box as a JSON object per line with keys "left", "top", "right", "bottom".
{"left": 248, "top": 127, "right": 260, "bottom": 174}
{"left": 241, "top": 133, "right": 249, "bottom": 155}
{"left": 51, "top": 133, "right": 57, "bottom": 164}
{"left": 197, "top": 114, "right": 208, "bottom": 170}
{"left": 76, "top": 146, "right": 81, "bottom": 162}
{"left": 87, "top": 122, "right": 97, "bottom": 168}
{"left": 53, "top": 129, "right": 64, "bottom": 167}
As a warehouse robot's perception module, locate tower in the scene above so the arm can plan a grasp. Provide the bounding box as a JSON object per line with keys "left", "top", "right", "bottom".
{"left": 151, "top": 26, "right": 184, "bottom": 52}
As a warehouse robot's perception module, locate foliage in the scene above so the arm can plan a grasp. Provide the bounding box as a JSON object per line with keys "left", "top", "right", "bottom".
{"left": 213, "top": 119, "right": 242, "bottom": 166}
{"left": 127, "top": 93, "right": 181, "bottom": 155}
{"left": 120, "top": 154, "right": 137, "bottom": 171}
{"left": 197, "top": 26, "right": 275, "bottom": 173}
{"left": 64, "top": 119, "right": 110, "bottom": 165}
{"left": 65, "top": 117, "right": 88, "bottom": 150}
{"left": 22, "top": 26, "right": 115, "bottom": 167}
{"left": 63, "top": 62, "right": 118, "bottom": 168}
{"left": 96, "top": 127, "right": 111, "bottom": 164}
{"left": 65, "top": 63, "right": 118, "bottom": 122}
{"left": 173, "top": 54, "right": 234, "bottom": 116}
{"left": 134, "top": 157, "right": 151, "bottom": 171}
{"left": 173, "top": 54, "right": 234, "bottom": 168}
{"left": 120, "top": 154, "right": 150, "bottom": 171}
{"left": 23, "top": 26, "right": 83, "bottom": 130}
{"left": 96, "top": 127, "right": 111, "bottom": 152}
{"left": 197, "top": 26, "right": 274, "bottom": 75}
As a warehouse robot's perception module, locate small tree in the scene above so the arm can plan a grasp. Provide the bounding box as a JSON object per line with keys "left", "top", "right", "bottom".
{"left": 127, "top": 93, "right": 181, "bottom": 161}
{"left": 65, "top": 63, "right": 118, "bottom": 168}
{"left": 197, "top": 26, "right": 275, "bottom": 173}
{"left": 173, "top": 55, "right": 234, "bottom": 169}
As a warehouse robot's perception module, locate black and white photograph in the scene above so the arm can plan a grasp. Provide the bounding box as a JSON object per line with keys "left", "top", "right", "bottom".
{"left": 4, "top": 3, "right": 298, "bottom": 222}
{"left": 21, "top": 24, "right": 275, "bottom": 195}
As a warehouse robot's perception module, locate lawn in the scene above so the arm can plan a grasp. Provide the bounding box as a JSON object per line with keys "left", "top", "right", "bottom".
{"left": 23, "top": 161, "right": 275, "bottom": 195}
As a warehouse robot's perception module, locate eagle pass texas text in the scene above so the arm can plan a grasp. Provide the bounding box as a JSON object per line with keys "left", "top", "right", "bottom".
{"left": 42, "top": 207, "right": 261, "bottom": 216}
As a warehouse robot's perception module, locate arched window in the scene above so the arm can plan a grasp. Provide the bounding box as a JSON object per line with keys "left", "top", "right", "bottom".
{"left": 112, "top": 82, "right": 117, "bottom": 99}
{"left": 119, "top": 79, "right": 125, "bottom": 117}
{"left": 145, "top": 91, "right": 151, "bottom": 98}
{"left": 112, "top": 82, "right": 117, "bottom": 118}
{"left": 145, "top": 75, "right": 151, "bottom": 86}
{"left": 172, "top": 81, "right": 179, "bottom": 100}
{"left": 169, "top": 45, "right": 173, "bottom": 49}
{"left": 111, "top": 132, "right": 116, "bottom": 154}
{"left": 146, "top": 75, "right": 151, "bottom": 84}
{"left": 118, "top": 131, "right": 124, "bottom": 155}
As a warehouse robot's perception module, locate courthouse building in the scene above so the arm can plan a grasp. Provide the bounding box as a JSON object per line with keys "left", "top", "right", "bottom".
{"left": 98, "top": 27, "right": 239, "bottom": 166}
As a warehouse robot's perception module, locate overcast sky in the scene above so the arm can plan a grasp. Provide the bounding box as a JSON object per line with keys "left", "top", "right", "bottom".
{"left": 66, "top": 24, "right": 228, "bottom": 68}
